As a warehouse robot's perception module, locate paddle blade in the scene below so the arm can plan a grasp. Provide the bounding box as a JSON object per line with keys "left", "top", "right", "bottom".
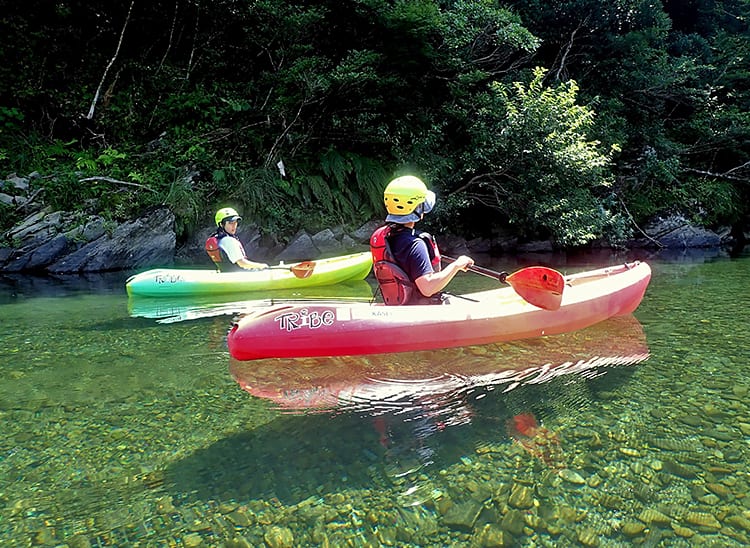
{"left": 506, "top": 267, "right": 565, "bottom": 311}
{"left": 290, "top": 261, "right": 315, "bottom": 279}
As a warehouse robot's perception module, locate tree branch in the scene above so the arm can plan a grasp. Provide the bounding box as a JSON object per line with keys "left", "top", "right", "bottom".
{"left": 554, "top": 23, "right": 581, "bottom": 82}
{"left": 450, "top": 170, "right": 511, "bottom": 196}
{"left": 265, "top": 102, "right": 305, "bottom": 169}
{"left": 683, "top": 162, "right": 750, "bottom": 183}
{"left": 185, "top": 0, "right": 201, "bottom": 81}
{"left": 617, "top": 196, "right": 663, "bottom": 248}
{"left": 86, "top": 0, "right": 135, "bottom": 120}
{"left": 156, "top": 0, "right": 180, "bottom": 76}
{"left": 78, "top": 176, "right": 156, "bottom": 193}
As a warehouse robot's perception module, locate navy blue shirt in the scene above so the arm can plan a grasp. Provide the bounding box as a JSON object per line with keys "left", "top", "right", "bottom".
{"left": 388, "top": 228, "right": 434, "bottom": 284}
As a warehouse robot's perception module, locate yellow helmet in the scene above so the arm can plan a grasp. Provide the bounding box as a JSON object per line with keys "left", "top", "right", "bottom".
{"left": 384, "top": 176, "right": 435, "bottom": 223}
{"left": 215, "top": 207, "right": 242, "bottom": 226}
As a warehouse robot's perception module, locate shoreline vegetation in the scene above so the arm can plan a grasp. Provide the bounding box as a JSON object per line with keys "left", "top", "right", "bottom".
{"left": 0, "top": 179, "right": 737, "bottom": 274}
{"left": 1, "top": 1, "right": 748, "bottom": 271}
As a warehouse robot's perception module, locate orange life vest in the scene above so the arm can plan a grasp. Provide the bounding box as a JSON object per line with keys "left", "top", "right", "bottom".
{"left": 369, "top": 224, "right": 442, "bottom": 305}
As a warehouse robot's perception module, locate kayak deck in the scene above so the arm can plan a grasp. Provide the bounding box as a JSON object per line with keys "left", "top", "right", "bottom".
{"left": 227, "top": 261, "right": 651, "bottom": 360}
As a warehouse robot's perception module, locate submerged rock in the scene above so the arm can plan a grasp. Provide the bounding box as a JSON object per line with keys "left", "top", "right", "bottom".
{"left": 263, "top": 525, "right": 294, "bottom": 548}
{"left": 442, "top": 499, "right": 483, "bottom": 531}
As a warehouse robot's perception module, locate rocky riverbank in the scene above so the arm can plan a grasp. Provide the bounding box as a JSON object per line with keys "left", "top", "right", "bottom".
{"left": 0, "top": 172, "right": 740, "bottom": 273}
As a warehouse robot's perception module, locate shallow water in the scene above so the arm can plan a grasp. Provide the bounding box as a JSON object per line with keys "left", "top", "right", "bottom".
{"left": 1, "top": 247, "right": 749, "bottom": 547}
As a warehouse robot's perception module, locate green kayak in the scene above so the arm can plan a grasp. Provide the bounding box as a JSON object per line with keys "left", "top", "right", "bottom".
{"left": 127, "top": 279, "right": 375, "bottom": 322}
{"left": 125, "top": 252, "right": 373, "bottom": 297}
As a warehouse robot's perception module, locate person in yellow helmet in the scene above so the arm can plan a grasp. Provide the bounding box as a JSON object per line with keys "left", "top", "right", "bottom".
{"left": 205, "top": 207, "right": 269, "bottom": 272}
{"left": 370, "top": 176, "right": 473, "bottom": 304}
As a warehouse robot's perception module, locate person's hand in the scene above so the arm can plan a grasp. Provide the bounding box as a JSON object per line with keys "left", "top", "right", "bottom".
{"left": 453, "top": 255, "right": 474, "bottom": 271}
{"left": 240, "top": 259, "right": 269, "bottom": 270}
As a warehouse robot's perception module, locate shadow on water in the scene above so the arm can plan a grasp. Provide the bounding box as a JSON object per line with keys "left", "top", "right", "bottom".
{"left": 167, "top": 315, "right": 649, "bottom": 506}
{"left": 0, "top": 271, "right": 129, "bottom": 300}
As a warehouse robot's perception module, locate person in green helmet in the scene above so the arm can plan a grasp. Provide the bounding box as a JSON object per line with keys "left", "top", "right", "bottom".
{"left": 205, "top": 207, "right": 269, "bottom": 272}
{"left": 370, "top": 176, "right": 473, "bottom": 305}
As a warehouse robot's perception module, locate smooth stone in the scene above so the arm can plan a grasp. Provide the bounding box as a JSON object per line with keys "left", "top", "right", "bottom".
{"left": 501, "top": 508, "right": 526, "bottom": 536}
{"left": 619, "top": 447, "right": 641, "bottom": 457}
{"left": 442, "top": 499, "right": 484, "bottom": 531}
{"left": 702, "top": 403, "right": 723, "bottom": 417}
{"left": 622, "top": 521, "right": 646, "bottom": 536}
{"left": 726, "top": 515, "right": 750, "bottom": 532}
{"left": 638, "top": 508, "right": 671, "bottom": 525}
{"left": 264, "top": 526, "right": 294, "bottom": 548}
{"left": 559, "top": 469, "right": 586, "bottom": 485}
{"left": 473, "top": 523, "right": 512, "bottom": 547}
{"left": 698, "top": 493, "right": 721, "bottom": 505}
{"left": 685, "top": 511, "right": 721, "bottom": 529}
{"left": 691, "top": 485, "right": 710, "bottom": 500}
{"left": 227, "top": 509, "right": 253, "bottom": 526}
{"left": 705, "top": 482, "right": 732, "bottom": 499}
{"left": 508, "top": 483, "right": 535, "bottom": 509}
{"left": 183, "top": 533, "right": 203, "bottom": 548}
{"left": 671, "top": 524, "right": 695, "bottom": 538}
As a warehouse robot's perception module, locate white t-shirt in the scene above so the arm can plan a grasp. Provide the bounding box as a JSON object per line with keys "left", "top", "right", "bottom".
{"left": 218, "top": 236, "right": 246, "bottom": 264}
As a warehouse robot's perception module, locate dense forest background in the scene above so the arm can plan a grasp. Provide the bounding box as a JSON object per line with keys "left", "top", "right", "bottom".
{"left": 1, "top": 0, "right": 748, "bottom": 247}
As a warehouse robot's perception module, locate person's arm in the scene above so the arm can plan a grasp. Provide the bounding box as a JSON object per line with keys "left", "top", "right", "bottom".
{"left": 220, "top": 238, "right": 268, "bottom": 270}
{"left": 236, "top": 257, "right": 269, "bottom": 270}
{"left": 414, "top": 255, "right": 473, "bottom": 296}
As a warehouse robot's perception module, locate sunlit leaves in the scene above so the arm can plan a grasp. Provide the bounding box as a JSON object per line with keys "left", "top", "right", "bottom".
{"left": 450, "top": 67, "right": 622, "bottom": 246}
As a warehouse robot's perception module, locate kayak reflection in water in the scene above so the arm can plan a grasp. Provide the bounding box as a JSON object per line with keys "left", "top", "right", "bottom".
{"left": 231, "top": 314, "right": 649, "bottom": 479}
{"left": 372, "top": 397, "right": 474, "bottom": 469}
{"left": 507, "top": 412, "right": 564, "bottom": 469}
{"left": 231, "top": 314, "right": 648, "bottom": 505}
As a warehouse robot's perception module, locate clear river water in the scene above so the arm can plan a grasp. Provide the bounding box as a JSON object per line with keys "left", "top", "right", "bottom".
{"left": 1, "top": 247, "right": 749, "bottom": 547}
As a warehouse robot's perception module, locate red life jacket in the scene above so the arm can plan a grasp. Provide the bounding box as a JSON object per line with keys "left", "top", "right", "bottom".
{"left": 205, "top": 232, "right": 246, "bottom": 272}
{"left": 369, "top": 224, "right": 442, "bottom": 305}
{"left": 205, "top": 236, "right": 222, "bottom": 266}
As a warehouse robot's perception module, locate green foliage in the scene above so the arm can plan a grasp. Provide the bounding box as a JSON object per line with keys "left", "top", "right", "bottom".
{"left": 1, "top": 0, "right": 748, "bottom": 242}
{"left": 0, "top": 107, "right": 23, "bottom": 139}
{"left": 506, "top": 0, "right": 750, "bottom": 231}
{"left": 161, "top": 175, "right": 203, "bottom": 237}
{"left": 436, "top": 0, "right": 540, "bottom": 70}
{"left": 269, "top": 150, "right": 388, "bottom": 231}
{"left": 441, "top": 67, "right": 624, "bottom": 246}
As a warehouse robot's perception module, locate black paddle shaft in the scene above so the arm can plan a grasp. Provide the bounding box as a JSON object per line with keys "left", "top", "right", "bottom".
{"left": 442, "top": 255, "right": 508, "bottom": 283}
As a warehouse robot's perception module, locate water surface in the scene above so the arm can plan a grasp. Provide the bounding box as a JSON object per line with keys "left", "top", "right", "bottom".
{"left": 1, "top": 248, "right": 749, "bottom": 547}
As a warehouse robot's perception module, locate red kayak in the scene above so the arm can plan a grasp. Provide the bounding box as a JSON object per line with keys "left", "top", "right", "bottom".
{"left": 230, "top": 314, "right": 650, "bottom": 412}
{"left": 227, "top": 262, "right": 651, "bottom": 361}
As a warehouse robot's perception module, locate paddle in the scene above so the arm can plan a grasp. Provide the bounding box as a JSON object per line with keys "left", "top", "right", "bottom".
{"left": 268, "top": 260, "right": 316, "bottom": 279}
{"left": 442, "top": 255, "right": 565, "bottom": 311}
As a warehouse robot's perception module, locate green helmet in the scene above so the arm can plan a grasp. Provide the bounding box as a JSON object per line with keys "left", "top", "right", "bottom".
{"left": 215, "top": 207, "right": 242, "bottom": 227}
